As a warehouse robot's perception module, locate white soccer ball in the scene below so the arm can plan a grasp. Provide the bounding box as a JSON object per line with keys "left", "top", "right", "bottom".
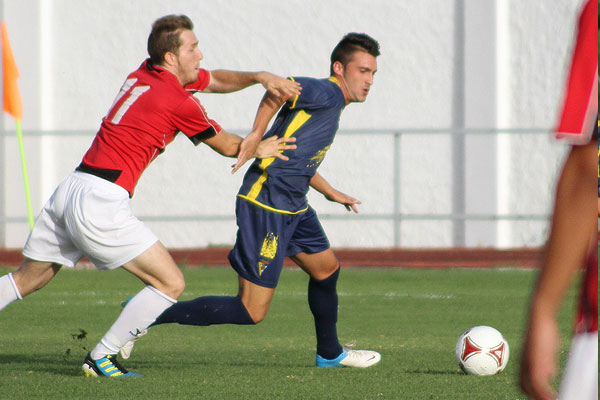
{"left": 455, "top": 325, "right": 509, "bottom": 376}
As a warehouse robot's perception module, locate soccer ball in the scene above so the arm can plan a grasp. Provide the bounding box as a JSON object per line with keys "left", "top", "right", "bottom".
{"left": 455, "top": 325, "right": 509, "bottom": 376}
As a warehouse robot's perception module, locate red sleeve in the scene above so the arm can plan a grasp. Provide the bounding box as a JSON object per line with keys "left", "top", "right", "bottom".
{"left": 184, "top": 68, "right": 211, "bottom": 91}
{"left": 173, "top": 96, "right": 222, "bottom": 145}
{"left": 555, "top": 0, "right": 598, "bottom": 144}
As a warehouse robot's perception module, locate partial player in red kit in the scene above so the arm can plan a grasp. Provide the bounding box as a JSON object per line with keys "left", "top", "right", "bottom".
{"left": 520, "top": 1, "right": 598, "bottom": 399}
{"left": 77, "top": 64, "right": 219, "bottom": 195}
{"left": 0, "top": 14, "right": 299, "bottom": 377}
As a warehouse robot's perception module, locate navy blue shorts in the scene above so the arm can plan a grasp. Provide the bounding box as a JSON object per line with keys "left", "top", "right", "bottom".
{"left": 228, "top": 199, "right": 330, "bottom": 288}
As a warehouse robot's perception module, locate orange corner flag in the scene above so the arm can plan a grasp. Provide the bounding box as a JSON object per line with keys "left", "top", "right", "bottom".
{"left": 1, "top": 22, "right": 22, "bottom": 120}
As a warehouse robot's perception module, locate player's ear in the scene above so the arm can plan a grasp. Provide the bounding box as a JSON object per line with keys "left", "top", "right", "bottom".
{"left": 164, "top": 51, "right": 177, "bottom": 66}
{"left": 332, "top": 61, "right": 345, "bottom": 76}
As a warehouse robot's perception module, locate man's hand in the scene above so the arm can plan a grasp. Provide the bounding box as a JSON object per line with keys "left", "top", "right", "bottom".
{"left": 325, "top": 190, "right": 361, "bottom": 213}
{"left": 231, "top": 132, "right": 262, "bottom": 174}
{"left": 231, "top": 136, "right": 296, "bottom": 174}
{"left": 258, "top": 72, "right": 301, "bottom": 99}
{"left": 519, "top": 315, "right": 560, "bottom": 400}
{"left": 255, "top": 136, "right": 297, "bottom": 160}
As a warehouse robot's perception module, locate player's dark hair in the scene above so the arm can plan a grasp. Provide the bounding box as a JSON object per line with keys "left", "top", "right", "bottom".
{"left": 330, "top": 33, "right": 380, "bottom": 75}
{"left": 147, "top": 15, "right": 194, "bottom": 65}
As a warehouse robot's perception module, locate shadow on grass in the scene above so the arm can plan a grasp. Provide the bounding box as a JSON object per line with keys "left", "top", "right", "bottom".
{"left": 131, "top": 356, "right": 312, "bottom": 369}
{"left": 0, "top": 351, "right": 315, "bottom": 378}
{"left": 0, "top": 353, "right": 82, "bottom": 376}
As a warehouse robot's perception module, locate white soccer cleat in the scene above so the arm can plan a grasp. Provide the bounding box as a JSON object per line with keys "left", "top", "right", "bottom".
{"left": 338, "top": 349, "right": 381, "bottom": 367}
{"left": 119, "top": 328, "right": 148, "bottom": 360}
{"left": 316, "top": 348, "right": 381, "bottom": 368}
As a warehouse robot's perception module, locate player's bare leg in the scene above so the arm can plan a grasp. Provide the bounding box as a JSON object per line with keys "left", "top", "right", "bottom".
{"left": 122, "top": 241, "right": 185, "bottom": 299}
{"left": 0, "top": 260, "right": 60, "bottom": 311}
{"left": 11, "top": 260, "right": 61, "bottom": 296}
{"left": 237, "top": 276, "right": 275, "bottom": 323}
{"left": 292, "top": 249, "right": 381, "bottom": 368}
{"left": 292, "top": 248, "right": 339, "bottom": 280}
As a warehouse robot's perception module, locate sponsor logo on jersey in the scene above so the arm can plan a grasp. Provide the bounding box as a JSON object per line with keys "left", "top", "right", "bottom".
{"left": 307, "top": 145, "right": 330, "bottom": 168}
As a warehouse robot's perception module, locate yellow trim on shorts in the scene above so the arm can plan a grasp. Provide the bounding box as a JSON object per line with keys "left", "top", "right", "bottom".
{"left": 237, "top": 195, "right": 309, "bottom": 215}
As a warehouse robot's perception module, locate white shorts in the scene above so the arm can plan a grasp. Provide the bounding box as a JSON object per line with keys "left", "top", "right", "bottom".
{"left": 22, "top": 171, "right": 158, "bottom": 270}
{"left": 558, "top": 331, "right": 598, "bottom": 400}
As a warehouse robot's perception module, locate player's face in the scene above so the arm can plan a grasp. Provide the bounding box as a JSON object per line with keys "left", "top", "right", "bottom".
{"left": 339, "top": 51, "right": 377, "bottom": 104}
{"left": 173, "top": 30, "right": 204, "bottom": 86}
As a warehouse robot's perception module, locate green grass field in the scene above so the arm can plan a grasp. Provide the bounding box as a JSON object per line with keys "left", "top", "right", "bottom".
{"left": 0, "top": 265, "right": 579, "bottom": 400}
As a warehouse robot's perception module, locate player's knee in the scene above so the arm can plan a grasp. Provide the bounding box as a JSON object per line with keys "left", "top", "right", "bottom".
{"left": 245, "top": 305, "right": 268, "bottom": 324}
{"left": 312, "top": 261, "right": 340, "bottom": 281}
{"left": 325, "top": 261, "right": 340, "bottom": 277}
{"left": 172, "top": 277, "right": 186, "bottom": 298}
{"left": 249, "top": 312, "right": 266, "bottom": 324}
{"left": 162, "top": 275, "right": 185, "bottom": 299}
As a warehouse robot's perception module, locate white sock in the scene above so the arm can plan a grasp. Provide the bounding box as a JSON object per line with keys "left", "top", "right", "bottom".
{"left": 90, "top": 285, "right": 176, "bottom": 360}
{"left": 0, "top": 273, "right": 23, "bottom": 311}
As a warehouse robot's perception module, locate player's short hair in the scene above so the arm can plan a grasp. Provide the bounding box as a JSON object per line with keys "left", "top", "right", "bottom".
{"left": 147, "top": 15, "right": 194, "bottom": 66}
{"left": 330, "top": 33, "right": 380, "bottom": 75}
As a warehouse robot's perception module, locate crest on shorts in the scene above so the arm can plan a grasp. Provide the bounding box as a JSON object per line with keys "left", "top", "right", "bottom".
{"left": 259, "top": 233, "right": 278, "bottom": 260}
{"left": 258, "top": 233, "right": 278, "bottom": 277}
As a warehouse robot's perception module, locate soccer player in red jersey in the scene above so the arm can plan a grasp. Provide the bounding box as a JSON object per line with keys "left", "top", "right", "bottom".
{"left": 0, "top": 14, "right": 299, "bottom": 377}
{"left": 520, "top": 1, "right": 598, "bottom": 399}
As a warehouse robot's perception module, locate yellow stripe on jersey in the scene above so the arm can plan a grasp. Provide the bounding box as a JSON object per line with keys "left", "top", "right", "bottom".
{"left": 246, "top": 170, "right": 269, "bottom": 200}
{"left": 245, "top": 110, "right": 312, "bottom": 202}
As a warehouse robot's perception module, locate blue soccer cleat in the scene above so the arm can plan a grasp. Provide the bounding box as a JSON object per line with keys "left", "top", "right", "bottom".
{"left": 82, "top": 352, "right": 142, "bottom": 377}
{"left": 316, "top": 349, "right": 381, "bottom": 368}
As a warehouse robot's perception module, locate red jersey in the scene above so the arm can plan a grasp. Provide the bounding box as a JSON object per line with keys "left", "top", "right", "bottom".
{"left": 78, "top": 60, "right": 222, "bottom": 195}
{"left": 575, "top": 244, "right": 598, "bottom": 333}
{"left": 555, "top": 0, "right": 598, "bottom": 144}
{"left": 555, "top": 0, "right": 598, "bottom": 334}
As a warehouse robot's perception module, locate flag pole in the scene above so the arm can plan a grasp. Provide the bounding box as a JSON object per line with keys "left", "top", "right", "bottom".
{"left": 2, "top": 22, "right": 33, "bottom": 231}
{"left": 15, "top": 119, "right": 33, "bottom": 229}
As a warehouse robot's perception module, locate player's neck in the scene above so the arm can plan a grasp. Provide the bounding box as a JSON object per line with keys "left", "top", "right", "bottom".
{"left": 166, "top": 67, "right": 185, "bottom": 86}
{"left": 331, "top": 75, "right": 351, "bottom": 105}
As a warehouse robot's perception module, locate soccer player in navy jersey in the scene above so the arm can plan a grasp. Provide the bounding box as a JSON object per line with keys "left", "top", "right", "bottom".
{"left": 520, "top": 1, "right": 598, "bottom": 399}
{"left": 0, "top": 14, "right": 299, "bottom": 377}
{"left": 127, "top": 33, "right": 382, "bottom": 368}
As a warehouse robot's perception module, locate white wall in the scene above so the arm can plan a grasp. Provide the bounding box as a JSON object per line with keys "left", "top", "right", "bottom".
{"left": 0, "top": 0, "right": 583, "bottom": 249}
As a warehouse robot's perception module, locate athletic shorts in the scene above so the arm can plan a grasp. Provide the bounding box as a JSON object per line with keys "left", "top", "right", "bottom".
{"left": 228, "top": 198, "right": 330, "bottom": 288}
{"left": 558, "top": 331, "right": 598, "bottom": 400}
{"left": 22, "top": 171, "right": 158, "bottom": 270}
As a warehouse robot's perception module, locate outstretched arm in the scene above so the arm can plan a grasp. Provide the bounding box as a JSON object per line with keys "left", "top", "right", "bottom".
{"left": 202, "top": 128, "right": 296, "bottom": 161}
{"left": 203, "top": 70, "right": 301, "bottom": 99}
{"left": 310, "top": 172, "right": 361, "bottom": 213}
{"left": 231, "top": 91, "right": 290, "bottom": 174}
{"left": 519, "top": 141, "right": 597, "bottom": 400}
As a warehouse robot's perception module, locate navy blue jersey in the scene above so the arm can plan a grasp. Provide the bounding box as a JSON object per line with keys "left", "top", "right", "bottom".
{"left": 238, "top": 77, "right": 345, "bottom": 214}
